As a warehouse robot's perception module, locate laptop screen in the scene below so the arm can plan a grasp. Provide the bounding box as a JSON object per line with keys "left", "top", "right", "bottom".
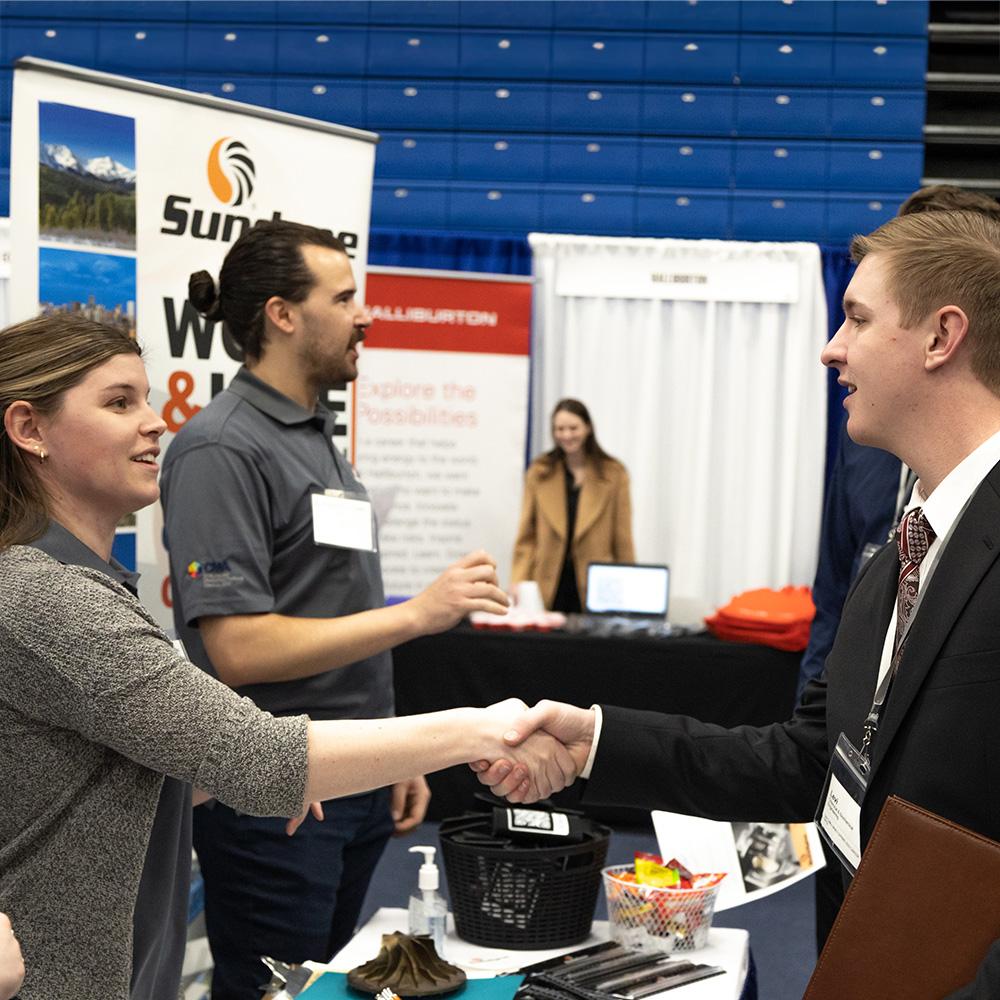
{"left": 585, "top": 562, "right": 670, "bottom": 617}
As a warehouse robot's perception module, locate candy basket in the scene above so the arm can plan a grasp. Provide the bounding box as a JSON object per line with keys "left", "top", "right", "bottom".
{"left": 601, "top": 864, "right": 723, "bottom": 953}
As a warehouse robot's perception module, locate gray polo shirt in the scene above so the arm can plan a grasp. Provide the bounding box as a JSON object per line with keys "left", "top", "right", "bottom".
{"left": 160, "top": 367, "right": 394, "bottom": 721}
{"left": 31, "top": 521, "right": 191, "bottom": 1000}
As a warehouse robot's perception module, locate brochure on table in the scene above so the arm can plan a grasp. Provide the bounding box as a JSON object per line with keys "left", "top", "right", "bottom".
{"left": 652, "top": 812, "right": 826, "bottom": 912}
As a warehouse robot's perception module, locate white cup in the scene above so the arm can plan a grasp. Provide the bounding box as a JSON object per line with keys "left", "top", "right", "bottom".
{"left": 516, "top": 580, "right": 544, "bottom": 614}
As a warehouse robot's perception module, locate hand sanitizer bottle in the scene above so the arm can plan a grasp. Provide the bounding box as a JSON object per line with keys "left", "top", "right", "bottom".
{"left": 408, "top": 845, "right": 447, "bottom": 956}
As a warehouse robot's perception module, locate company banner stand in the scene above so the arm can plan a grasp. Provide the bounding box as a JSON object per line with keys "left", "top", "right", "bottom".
{"left": 9, "top": 58, "right": 377, "bottom": 627}
{"left": 359, "top": 266, "right": 532, "bottom": 597}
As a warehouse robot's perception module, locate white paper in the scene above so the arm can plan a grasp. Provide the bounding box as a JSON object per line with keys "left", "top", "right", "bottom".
{"left": 651, "top": 812, "right": 826, "bottom": 912}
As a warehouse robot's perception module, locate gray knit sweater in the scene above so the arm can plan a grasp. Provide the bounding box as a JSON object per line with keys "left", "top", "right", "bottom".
{"left": 0, "top": 545, "right": 310, "bottom": 999}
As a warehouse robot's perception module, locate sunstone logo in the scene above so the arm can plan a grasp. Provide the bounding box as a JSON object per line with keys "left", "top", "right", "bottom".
{"left": 159, "top": 136, "right": 359, "bottom": 251}
{"left": 207, "top": 137, "right": 255, "bottom": 207}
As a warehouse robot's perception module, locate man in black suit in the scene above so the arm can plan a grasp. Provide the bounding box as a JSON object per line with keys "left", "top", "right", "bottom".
{"left": 478, "top": 209, "right": 1000, "bottom": 999}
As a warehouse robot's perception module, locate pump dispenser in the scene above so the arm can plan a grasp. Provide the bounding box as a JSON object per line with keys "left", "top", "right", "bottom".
{"left": 408, "top": 845, "right": 447, "bottom": 955}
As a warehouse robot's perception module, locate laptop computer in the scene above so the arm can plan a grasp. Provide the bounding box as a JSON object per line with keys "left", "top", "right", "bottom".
{"left": 582, "top": 561, "right": 671, "bottom": 634}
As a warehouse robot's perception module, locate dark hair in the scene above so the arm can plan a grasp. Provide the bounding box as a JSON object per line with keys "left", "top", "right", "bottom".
{"left": 0, "top": 314, "right": 142, "bottom": 549}
{"left": 537, "top": 398, "right": 618, "bottom": 476}
{"left": 188, "top": 220, "right": 347, "bottom": 363}
{"left": 898, "top": 185, "right": 1000, "bottom": 219}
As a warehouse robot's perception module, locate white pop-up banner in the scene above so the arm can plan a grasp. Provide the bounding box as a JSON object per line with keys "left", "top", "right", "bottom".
{"left": 358, "top": 267, "right": 533, "bottom": 597}
{"left": 9, "top": 57, "right": 377, "bottom": 626}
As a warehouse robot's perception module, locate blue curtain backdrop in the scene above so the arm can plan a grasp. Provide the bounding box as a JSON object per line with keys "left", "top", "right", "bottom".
{"left": 368, "top": 229, "right": 855, "bottom": 486}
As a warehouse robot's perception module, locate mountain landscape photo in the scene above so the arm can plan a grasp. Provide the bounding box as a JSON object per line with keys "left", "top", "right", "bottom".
{"left": 37, "top": 101, "right": 137, "bottom": 251}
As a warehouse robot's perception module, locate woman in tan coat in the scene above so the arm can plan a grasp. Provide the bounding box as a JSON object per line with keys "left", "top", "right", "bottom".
{"left": 511, "top": 399, "right": 634, "bottom": 611}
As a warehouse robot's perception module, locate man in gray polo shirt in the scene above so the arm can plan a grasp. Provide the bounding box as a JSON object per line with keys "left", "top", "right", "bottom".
{"left": 160, "top": 221, "right": 509, "bottom": 999}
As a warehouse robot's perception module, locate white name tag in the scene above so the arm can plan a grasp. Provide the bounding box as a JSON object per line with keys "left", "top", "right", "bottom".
{"left": 311, "top": 492, "right": 375, "bottom": 552}
{"left": 819, "top": 771, "right": 863, "bottom": 872}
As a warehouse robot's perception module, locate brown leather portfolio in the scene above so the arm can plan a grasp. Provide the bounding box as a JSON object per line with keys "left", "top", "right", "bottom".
{"left": 803, "top": 796, "right": 1000, "bottom": 1000}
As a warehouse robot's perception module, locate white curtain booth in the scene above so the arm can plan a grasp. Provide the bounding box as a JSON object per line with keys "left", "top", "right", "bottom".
{"left": 528, "top": 234, "right": 828, "bottom": 617}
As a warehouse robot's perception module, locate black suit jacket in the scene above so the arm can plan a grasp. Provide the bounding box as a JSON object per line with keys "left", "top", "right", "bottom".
{"left": 584, "top": 459, "right": 1000, "bottom": 997}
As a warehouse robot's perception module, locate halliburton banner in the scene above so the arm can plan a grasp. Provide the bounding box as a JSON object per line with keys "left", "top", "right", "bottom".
{"left": 9, "top": 58, "right": 376, "bottom": 625}
{"left": 357, "top": 267, "right": 532, "bottom": 597}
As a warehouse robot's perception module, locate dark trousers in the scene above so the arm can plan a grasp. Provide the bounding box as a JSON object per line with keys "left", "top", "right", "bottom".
{"left": 193, "top": 788, "right": 394, "bottom": 1000}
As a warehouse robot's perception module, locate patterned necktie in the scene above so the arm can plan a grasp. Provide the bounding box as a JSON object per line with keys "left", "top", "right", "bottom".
{"left": 892, "top": 507, "right": 936, "bottom": 671}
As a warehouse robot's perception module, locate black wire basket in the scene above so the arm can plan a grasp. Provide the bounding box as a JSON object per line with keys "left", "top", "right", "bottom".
{"left": 438, "top": 812, "right": 611, "bottom": 949}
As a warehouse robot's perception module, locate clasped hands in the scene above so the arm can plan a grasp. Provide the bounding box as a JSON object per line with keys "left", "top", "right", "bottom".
{"left": 471, "top": 699, "right": 597, "bottom": 804}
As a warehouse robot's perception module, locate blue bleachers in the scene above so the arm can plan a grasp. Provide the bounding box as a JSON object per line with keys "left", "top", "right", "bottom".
{"left": 735, "top": 87, "right": 832, "bottom": 138}
{"left": 372, "top": 180, "right": 448, "bottom": 228}
{"left": 0, "top": 0, "right": 931, "bottom": 244}
{"left": 457, "top": 30, "right": 553, "bottom": 80}
{"left": 825, "top": 193, "right": 908, "bottom": 241}
{"left": 455, "top": 134, "right": 547, "bottom": 182}
{"left": 369, "top": 80, "right": 457, "bottom": 130}
{"left": 549, "top": 84, "right": 642, "bottom": 133}
{"left": 829, "top": 88, "right": 926, "bottom": 139}
{"left": 642, "top": 85, "right": 737, "bottom": 137}
{"left": 834, "top": 1, "right": 930, "bottom": 37}
{"left": 185, "top": 26, "right": 277, "bottom": 74}
{"left": 832, "top": 36, "right": 927, "bottom": 87}
{"left": 185, "top": 2, "right": 278, "bottom": 22}
{"left": 185, "top": 75, "right": 276, "bottom": 109}
{"left": 550, "top": 32, "right": 646, "bottom": 83}
{"left": 459, "top": 2, "right": 555, "bottom": 29}
{"left": 276, "top": 28, "right": 368, "bottom": 76}
{"left": 275, "top": 80, "right": 365, "bottom": 126}
{"left": 457, "top": 82, "right": 548, "bottom": 132}
{"left": 542, "top": 185, "right": 636, "bottom": 236}
{"left": 734, "top": 140, "right": 829, "bottom": 192}
{"left": 738, "top": 36, "right": 835, "bottom": 86}
{"left": 366, "top": 28, "right": 461, "bottom": 77}
{"left": 647, "top": 1, "right": 741, "bottom": 33}
{"left": 448, "top": 182, "right": 542, "bottom": 233}
{"left": 731, "top": 192, "right": 827, "bottom": 241}
{"left": 644, "top": 34, "right": 740, "bottom": 85}
{"left": 366, "top": 2, "right": 461, "bottom": 27}
{"left": 2, "top": 21, "right": 98, "bottom": 67}
{"left": 739, "top": 2, "right": 837, "bottom": 35}
{"left": 827, "top": 141, "right": 925, "bottom": 192}
{"left": 635, "top": 189, "right": 731, "bottom": 239}
{"left": 639, "top": 138, "right": 733, "bottom": 189}
{"left": 377, "top": 131, "right": 457, "bottom": 181}
{"left": 552, "top": 2, "right": 647, "bottom": 32}
{"left": 548, "top": 137, "right": 640, "bottom": 185}
{"left": 276, "top": 1, "right": 370, "bottom": 25}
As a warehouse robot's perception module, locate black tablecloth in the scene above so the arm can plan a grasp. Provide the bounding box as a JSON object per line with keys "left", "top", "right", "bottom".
{"left": 392, "top": 623, "right": 801, "bottom": 824}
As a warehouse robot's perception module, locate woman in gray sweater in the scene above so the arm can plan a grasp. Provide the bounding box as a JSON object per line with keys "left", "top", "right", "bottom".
{"left": 0, "top": 314, "right": 575, "bottom": 999}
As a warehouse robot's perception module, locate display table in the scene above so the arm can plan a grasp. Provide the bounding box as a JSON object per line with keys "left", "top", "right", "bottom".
{"left": 392, "top": 624, "right": 801, "bottom": 821}
{"left": 327, "top": 907, "right": 750, "bottom": 1000}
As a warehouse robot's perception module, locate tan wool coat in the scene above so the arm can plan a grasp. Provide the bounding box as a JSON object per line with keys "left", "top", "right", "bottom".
{"left": 511, "top": 456, "right": 635, "bottom": 609}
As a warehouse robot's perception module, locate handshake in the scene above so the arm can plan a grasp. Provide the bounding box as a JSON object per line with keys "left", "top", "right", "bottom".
{"left": 469, "top": 699, "right": 598, "bottom": 804}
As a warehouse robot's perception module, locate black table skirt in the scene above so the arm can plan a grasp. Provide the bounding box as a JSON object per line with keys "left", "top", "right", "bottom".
{"left": 392, "top": 623, "right": 801, "bottom": 825}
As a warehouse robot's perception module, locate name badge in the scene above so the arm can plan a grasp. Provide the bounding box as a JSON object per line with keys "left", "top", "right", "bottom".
{"left": 311, "top": 492, "right": 376, "bottom": 552}
{"left": 816, "top": 732, "right": 868, "bottom": 875}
